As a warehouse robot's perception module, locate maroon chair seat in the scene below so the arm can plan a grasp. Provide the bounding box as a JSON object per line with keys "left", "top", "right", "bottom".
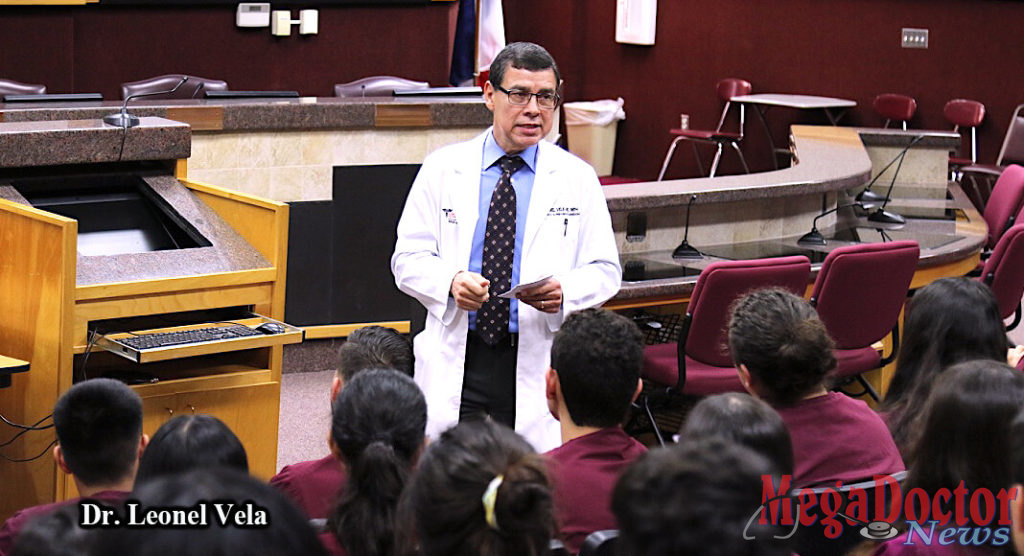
{"left": 981, "top": 164, "right": 1024, "bottom": 250}
{"left": 657, "top": 78, "right": 751, "bottom": 180}
{"left": 810, "top": 241, "right": 920, "bottom": 401}
{"left": 0, "top": 78, "right": 46, "bottom": 96}
{"left": 873, "top": 93, "right": 917, "bottom": 130}
{"left": 638, "top": 256, "right": 811, "bottom": 443}
{"left": 120, "top": 74, "right": 228, "bottom": 100}
{"left": 978, "top": 224, "right": 1024, "bottom": 330}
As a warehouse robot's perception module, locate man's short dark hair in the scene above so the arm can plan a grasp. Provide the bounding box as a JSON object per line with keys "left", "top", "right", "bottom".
{"left": 550, "top": 308, "right": 642, "bottom": 428}
{"left": 52, "top": 378, "right": 143, "bottom": 486}
{"left": 488, "top": 42, "right": 561, "bottom": 90}
{"left": 612, "top": 437, "right": 791, "bottom": 556}
{"left": 338, "top": 326, "right": 413, "bottom": 382}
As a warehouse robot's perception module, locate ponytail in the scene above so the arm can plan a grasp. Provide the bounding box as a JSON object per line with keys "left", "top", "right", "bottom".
{"left": 330, "top": 440, "right": 409, "bottom": 556}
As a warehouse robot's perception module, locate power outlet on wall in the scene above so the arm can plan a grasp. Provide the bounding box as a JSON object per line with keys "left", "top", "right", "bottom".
{"left": 901, "top": 28, "right": 928, "bottom": 49}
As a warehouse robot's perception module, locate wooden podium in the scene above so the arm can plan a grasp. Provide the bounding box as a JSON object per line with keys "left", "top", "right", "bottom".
{"left": 0, "top": 118, "right": 298, "bottom": 520}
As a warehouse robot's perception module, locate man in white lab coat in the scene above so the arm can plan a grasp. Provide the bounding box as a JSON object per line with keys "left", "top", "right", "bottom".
{"left": 391, "top": 42, "right": 621, "bottom": 451}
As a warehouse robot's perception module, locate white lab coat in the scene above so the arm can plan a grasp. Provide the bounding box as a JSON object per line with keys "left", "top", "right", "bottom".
{"left": 391, "top": 130, "right": 621, "bottom": 451}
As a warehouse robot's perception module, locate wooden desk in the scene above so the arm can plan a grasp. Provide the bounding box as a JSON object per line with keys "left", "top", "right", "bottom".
{"left": 732, "top": 93, "right": 858, "bottom": 168}
{"left": 0, "top": 355, "right": 29, "bottom": 388}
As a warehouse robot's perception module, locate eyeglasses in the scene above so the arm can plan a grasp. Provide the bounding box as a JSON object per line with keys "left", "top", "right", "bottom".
{"left": 495, "top": 85, "right": 560, "bottom": 109}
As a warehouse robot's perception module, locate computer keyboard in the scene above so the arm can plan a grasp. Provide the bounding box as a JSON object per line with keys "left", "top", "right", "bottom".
{"left": 118, "top": 324, "right": 263, "bottom": 350}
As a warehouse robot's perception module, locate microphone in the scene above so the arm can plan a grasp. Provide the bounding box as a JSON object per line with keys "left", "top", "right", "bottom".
{"left": 672, "top": 194, "right": 702, "bottom": 259}
{"left": 103, "top": 76, "right": 189, "bottom": 129}
{"left": 856, "top": 134, "right": 926, "bottom": 203}
{"left": 798, "top": 202, "right": 874, "bottom": 245}
{"left": 866, "top": 135, "right": 926, "bottom": 225}
{"left": 190, "top": 81, "right": 206, "bottom": 99}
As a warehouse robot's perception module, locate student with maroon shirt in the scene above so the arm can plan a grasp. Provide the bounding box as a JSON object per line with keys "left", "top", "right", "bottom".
{"left": 728, "top": 288, "right": 904, "bottom": 488}
{"left": 270, "top": 326, "right": 412, "bottom": 519}
{"left": 0, "top": 378, "right": 147, "bottom": 556}
{"left": 543, "top": 308, "right": 646, "bottom": 553}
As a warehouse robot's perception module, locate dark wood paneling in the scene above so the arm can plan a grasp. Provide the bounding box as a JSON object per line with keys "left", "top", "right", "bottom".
{"left": 508, "top": 0, "right": 1024, "bottom": 181}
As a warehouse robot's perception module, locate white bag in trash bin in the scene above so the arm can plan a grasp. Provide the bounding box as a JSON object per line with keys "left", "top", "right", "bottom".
{"left": 563, "top": 98, "right": 625, "bottom": 176}
{"left": 563, "top": 98, "right": 626, "bottom": 126}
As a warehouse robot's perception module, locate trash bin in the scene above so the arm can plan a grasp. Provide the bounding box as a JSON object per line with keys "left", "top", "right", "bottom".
{"left": 564, "top": 98, "right": 626, "bottom": 177}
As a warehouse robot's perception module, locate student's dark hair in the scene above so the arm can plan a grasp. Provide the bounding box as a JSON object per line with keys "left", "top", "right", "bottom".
{"left": 134, "top": 414, "right": 248, "bottom": 485}
{"left": 404, "top": 419, "right": 555, "bottom": 556}
{"left": 52, "top": 378, "right": 143, "bottom": 486}
{"left": 11, "top": 504, "right": 92, "bottom": 556}
{"left": 727, "top": 288, "right": 836, "bottom": 406}
{"left": 488, "top": 42, "right": 561, "bottom": 90}
{"left": 550, "top": 308, "right": 642, "bottom": 428}
{"left": 681, "top": 392, "right": 794, "bottom": 476}
{"left": 328, "top": 369, "right": 426, "bottom": 556}
{"left": 882, "top": 277, "right": 1007, "bottom": 454}
{"left": 1011, "top": 407, "right": 1024, "bottom": 486}
{"left": 906, "top": 360, "right": 1024, "bottom": 508}
{"left": 88, "top": 468, "right": 327, "bottom": 556}
{"left": 338, "top": 326, "right": 413, "bottom": 382}
{"left": 612, "top": 437, "right": 790, "bottom": 556}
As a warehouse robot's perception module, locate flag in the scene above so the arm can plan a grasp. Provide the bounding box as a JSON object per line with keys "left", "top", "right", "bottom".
{"left": 449, "top": 0, "right": 475, "bottom": 86}
{"left": 476, "top": 0, "right": 506, "bottom": 75}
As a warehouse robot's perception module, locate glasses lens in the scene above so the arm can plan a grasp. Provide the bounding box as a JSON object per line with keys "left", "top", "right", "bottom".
{"left": 508, "top": 90, "right": 530, "bottom": 105}
{"left": 536, "top": 93, "right": 557, "bottom": 109}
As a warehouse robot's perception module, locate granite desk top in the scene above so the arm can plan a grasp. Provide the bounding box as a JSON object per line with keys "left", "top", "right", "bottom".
{"left": 0, "top": 117, "right": 190, "bottom": 168}
{"left": 0, "top": 96, "right": 493, "bottom": 132}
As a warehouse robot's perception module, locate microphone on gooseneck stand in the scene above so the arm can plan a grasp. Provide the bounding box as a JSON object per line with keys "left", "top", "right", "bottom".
{"left": 856, "top": 134, "right": 926, "bottom": 203}
{"left": 867, "top": 135, "right": 926, "bottom": 225}
{"left": 798, "top": 202, "right": 874, "bottom": 245}
{"left": 191, "top": 81, "right": 206, "bottom": 99}
{"left": 672, "top": 194, "right": 702, "bottom": 259}
{"left": 103, "top": 76, "right": 189, "bottom": 129}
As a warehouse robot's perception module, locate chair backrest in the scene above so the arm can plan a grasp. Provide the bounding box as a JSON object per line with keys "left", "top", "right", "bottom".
{"left": 685, "top": 256, "right": 811, "bottom": 367}
{"left": 873, "top": 93, "right": 917, "bottom": 130}
{"left": 982, "top": 164, "right": 1024, "bottom": 248}
{"left": 944, "top": 99, "right": 985, "bottom": 163}
{"left": 334, "top": 75, "right": 429, "bottom": 97}
{"left": 980, "top": 224, "right": 1024, "bottom": 320}
{"left": 997, "top": 104, "right": 1024, "bottom": 167}
{"left": 810, "top": 241, "right": 919, "bottom": 349}
{"left": 0, "top": 78, "right": 46, "bottom": 96}
{"left": 121, "top": 74, "right": 228, "bottom": 100}
{"left": 578, "top": 530, "right": 618, "bottom": 556}
{"left": 792, "top": 471, "right": 907, "bottom": 556}
{"left": 714, "top": 77, "right": 752, "bottom": 133}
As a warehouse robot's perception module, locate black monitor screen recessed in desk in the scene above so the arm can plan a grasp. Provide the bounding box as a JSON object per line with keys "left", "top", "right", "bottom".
{"left": 14, "top": 174, "right": 211, "bottom": 257}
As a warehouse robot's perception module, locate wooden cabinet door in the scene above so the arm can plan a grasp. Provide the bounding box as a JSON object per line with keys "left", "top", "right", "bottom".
{"left": 177, "top": 382, "right": 280, "bottom": 479}
{"left": 140, "top": 392, "right": 178, "bottom": 439}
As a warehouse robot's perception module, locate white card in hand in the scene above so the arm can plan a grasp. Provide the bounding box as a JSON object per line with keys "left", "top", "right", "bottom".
{"left": 497, "top": 276, "right": 553, "bottom": 299}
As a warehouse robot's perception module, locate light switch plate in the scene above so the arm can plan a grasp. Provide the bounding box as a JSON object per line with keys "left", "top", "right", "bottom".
{"left": 901, "top": 28, "right": 928, "bottom": 49}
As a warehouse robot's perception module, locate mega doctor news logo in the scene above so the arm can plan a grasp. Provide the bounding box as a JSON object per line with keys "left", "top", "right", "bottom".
{"left": 744, "top": 474, "right": 1017, "bottom": 548}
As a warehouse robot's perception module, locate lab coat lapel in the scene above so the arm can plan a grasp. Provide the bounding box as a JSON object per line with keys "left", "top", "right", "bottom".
{"left": 523, "top": 142, "right": 560, "bottom": 258}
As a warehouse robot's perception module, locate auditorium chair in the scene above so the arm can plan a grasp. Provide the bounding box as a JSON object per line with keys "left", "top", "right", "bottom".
{"left": 120, "top": 74, "right": 228, "bottom": 100}
{"left": 578, "top": 530, "right": 618, "bottom": 556}
{"left": 960, "top": 104, "right": 1024, "bottom": 205}
{"left": 639, "top": 256, "right": 811, "bottom": 444}
{"left": 333, "top": 76, "right": 429, "bottom": 97}
{"left": 979, "top": 164, "right": 1024, "bottom": 252}
{"left": 943, "top": 99, "right": 985, "bottom": 179}
{"left": 809, "top": 241, "right": 920, "bottom": 402}
{"left": 872, "top": 93, "right": 917, "bottom": 130}
{"left": 0, "top": 78, "right": 46, "bottom": 96}
{"left": 979, "top": 224, "right": 1024, "bottom": 331}
{"left": 657, "top": 78, "right": 752, "bottom": 180}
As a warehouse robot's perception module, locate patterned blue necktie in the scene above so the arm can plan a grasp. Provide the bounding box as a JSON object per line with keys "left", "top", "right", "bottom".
{"left": 477, "top": 155, "right": 525, "bottom": 346}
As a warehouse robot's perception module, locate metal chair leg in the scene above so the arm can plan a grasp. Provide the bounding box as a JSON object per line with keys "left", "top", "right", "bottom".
{"left": 731, "top": 141, "right": 750, "bottom": 173}
{"left": 709, "top": 143, "right": 725, "bottom": 178}
{"left": 658, "top": 137, "right": 683, "bottom": 181}
{"left": 691, "top": 142, "right": 706, "bottom": 176}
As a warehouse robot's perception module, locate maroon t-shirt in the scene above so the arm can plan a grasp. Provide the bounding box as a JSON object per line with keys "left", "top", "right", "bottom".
{"left": 776, "top": 392, "right": 905, "bottom": 487}
{"left": 545, "top": 427, "right": 648, "bottom": 554}
{"left": 270, "top": 454, "right": 347, "bottom": 519}
{"left": 0, "top": 490, "right": 128, "bottom": 556}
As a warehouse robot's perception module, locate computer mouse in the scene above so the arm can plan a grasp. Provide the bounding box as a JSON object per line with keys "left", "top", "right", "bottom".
{"left": 255, "top": 322, "right": 286, "bottom": 335}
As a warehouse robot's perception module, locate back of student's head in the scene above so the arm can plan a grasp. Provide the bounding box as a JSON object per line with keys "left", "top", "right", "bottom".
{"left": 681, "top": 392, "right": 794, "bottom": 476}
{"left": 405, "top": 419, "right": 554, "bottom": 556}
{"left": 907, "top": 359, "right": 1024, "bottom": 499}
{"left": 134, "top": 414, "right": 248, "bottom": 485}
{"left": 89, "top": 468, "right": 326, "bottom": 556}
{"left": 550, "top": 308, "right": 643, "bottom": 428}
{"left": 53, "top": 378, "right": 143, "bottom": 487}
{"left": 883, "top": 278, "right": 1007, "bottom": 450}
{"left": 728, "top": 288, "right": 836, "bottom": 406}
{"left": 1013, "top": 408, "right": 1024, "bottom": 487}
{"left": 329, "top": 368, "right": 426, "bottom": 556}
{"left": 612, "top": 437, "right": 790, "bottom": 556}
{"left": 11, "top": 504, "right": 91, "bottom": 556}
{"left": 338, "top": 326, "right": 413, "bottom": 382}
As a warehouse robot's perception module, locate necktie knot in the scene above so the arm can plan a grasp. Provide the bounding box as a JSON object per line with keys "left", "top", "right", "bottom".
{"left": 498, "top": 155, "right": 525, "bottom": 175}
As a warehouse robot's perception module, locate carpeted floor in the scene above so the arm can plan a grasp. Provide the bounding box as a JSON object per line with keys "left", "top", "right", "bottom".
{"left": 277, "top": 369, "right": 334, "bottom": 472}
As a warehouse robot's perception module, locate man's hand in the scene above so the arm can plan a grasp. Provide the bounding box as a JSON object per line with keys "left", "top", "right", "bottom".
{"left": 517, "top": 278, "right": 562, "bottom": 314}
{"left": 451, "top": 271, "right": 490, "bottom": 311}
